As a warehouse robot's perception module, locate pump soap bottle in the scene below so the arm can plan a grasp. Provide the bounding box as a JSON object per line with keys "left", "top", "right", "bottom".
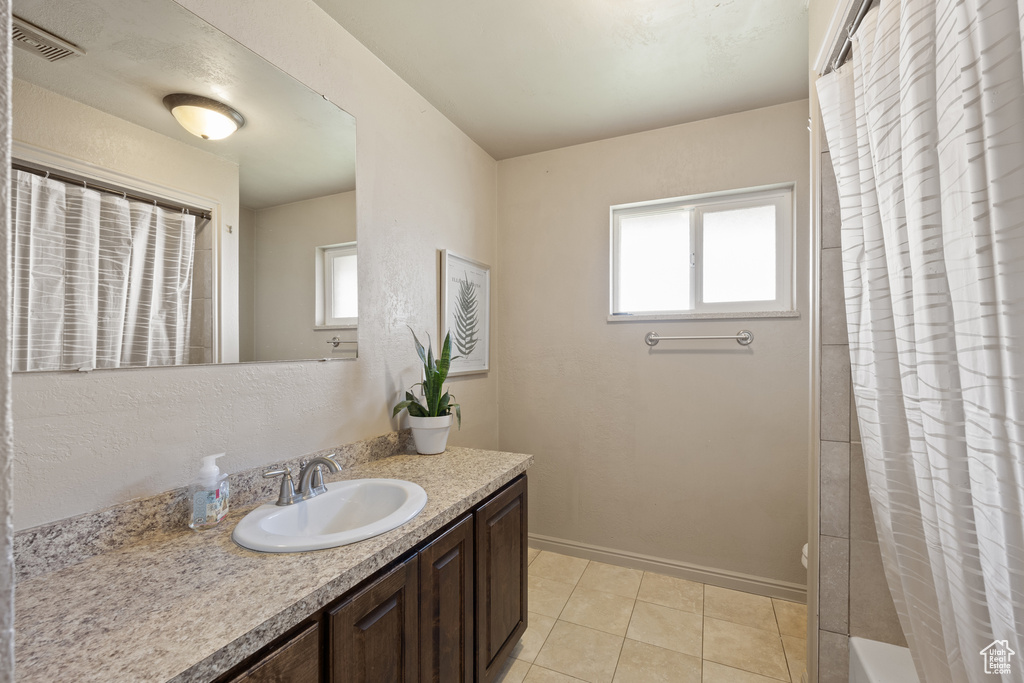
{"left": 189, "top": 453, "right": 229, "bottom": 531}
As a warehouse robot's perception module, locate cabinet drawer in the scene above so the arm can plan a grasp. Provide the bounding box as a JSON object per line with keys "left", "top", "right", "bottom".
{"left": 226, "top": 622, "right": 320, "bottom": 683}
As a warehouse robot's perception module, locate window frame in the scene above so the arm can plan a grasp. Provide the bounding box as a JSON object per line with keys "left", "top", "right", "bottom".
{"left": 315, "top": 241, "right": 358, "bottom": 329}
{"left": 609, "top": 184, "right": 796, "bottom": 321}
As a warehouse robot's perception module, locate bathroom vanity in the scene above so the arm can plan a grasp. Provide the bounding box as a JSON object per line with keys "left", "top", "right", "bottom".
{"left": 13, "top": 445, "right": 532, "bottom": 683}
{"left": 222, "top": 475, "right": 527, "bottom": 683}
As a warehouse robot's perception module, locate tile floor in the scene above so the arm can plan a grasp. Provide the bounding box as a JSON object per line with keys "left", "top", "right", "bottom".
{"left": 495, "top": 549, "right": 808, "bottom": 683}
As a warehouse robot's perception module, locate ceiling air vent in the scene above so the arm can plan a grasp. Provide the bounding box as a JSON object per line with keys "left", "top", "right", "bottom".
{"left": 12, "top": 16, "right": 84, "bottom": 62}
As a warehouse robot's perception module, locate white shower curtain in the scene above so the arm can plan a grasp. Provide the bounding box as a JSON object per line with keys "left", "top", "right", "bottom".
{"left": 11, "top": 170, "right": 196, "bottom": 371}
{"left": 817, "top": 1, "right": 1024, "bottom": 682}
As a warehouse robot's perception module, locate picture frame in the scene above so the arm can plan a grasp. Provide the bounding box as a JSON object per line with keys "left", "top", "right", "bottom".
{"left": 440, "top": 250, "right": 490, "bottom": 375}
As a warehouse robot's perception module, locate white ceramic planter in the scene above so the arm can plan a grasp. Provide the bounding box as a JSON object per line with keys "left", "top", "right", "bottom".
{"left": 407, "top": 414, "right": 453, "bottom": 454}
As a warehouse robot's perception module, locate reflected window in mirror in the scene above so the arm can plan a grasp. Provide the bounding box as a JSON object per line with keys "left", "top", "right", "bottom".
{"left": 318, "top": 242, "right": 358, "bottom": 329}
{"left": 242, "top": 190, "right": 357, "bottom": 362}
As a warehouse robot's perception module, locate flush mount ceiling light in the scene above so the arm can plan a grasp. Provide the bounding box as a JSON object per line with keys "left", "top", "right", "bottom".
{"left": 163, "top": 93, "right": 245, "bottom": 140}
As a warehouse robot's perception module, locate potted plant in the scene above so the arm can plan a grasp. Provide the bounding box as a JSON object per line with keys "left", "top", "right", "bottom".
{"left": 392, "top": 330, "right": 461, "bottom": 454}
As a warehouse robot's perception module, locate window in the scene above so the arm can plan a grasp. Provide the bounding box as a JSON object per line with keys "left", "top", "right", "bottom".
{"left": 610, "top": 186, "right": 794, "bottom": 318}
{"left": 316, "top": 242, "right": 358, "bottom": 328}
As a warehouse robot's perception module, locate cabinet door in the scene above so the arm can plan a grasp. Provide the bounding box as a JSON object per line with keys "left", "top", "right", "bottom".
{"left": 419, "top": 513, "right": 474, "bottom": 683}
{"left": 226, "top": 622, "right": 320, "bottom": 683}
{"left": 474, "top": 475, "right": 528, "bottom": 683}
{"left": 329, "top": 555, "right": 419, "bottom": 683}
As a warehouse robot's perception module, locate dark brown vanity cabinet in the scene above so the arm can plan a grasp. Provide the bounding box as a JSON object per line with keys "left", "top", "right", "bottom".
{"left": 329, "top": 556, "right": 420, "bottom": 683}
{"left": 419, "top": 514, "right": 475, "bottom": 683}
{"left": 474, "top": 477, "right": 528, "bottom": 683}
{"left": 218, "top": 474, "right": 526, "bottom": 683}
{"left": 226, "top": 622, "right": 321, "bottom": 683}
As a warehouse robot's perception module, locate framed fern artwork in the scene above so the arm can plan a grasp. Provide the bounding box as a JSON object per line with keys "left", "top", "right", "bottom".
{"left": 440, "top": 250, "right": 490, "bottom": 375}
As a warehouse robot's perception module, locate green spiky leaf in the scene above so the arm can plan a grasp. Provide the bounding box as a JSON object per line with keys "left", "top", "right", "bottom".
{"left": 409, "top": 326, "right": 427, "bottom": 366}
{"left": 391, "top": 400, "right": 414, "bottom": 418}
{"left": 392, "top": 329, "right": 466, "bottom": 427}
{"left": 436, "top": 332, "right": 453, "bottom": 384}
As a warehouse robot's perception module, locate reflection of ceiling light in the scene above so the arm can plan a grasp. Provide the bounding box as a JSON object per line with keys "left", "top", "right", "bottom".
{"left": 163, "top": 94, "right": 245, "bottom": 140}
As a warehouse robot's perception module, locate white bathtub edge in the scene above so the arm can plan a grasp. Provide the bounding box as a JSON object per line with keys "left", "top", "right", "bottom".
{"left": 849, "top": 636, "right": 919, "bottom": 683}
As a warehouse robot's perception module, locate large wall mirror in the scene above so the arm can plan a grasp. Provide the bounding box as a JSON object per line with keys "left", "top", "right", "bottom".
{"left": 11, "top": 0, "right": 358, "bottom": 372}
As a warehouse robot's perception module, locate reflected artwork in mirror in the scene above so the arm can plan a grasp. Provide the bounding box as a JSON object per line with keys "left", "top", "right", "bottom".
{"left": 10, "top": 0, "right": 357, "bottom": 371}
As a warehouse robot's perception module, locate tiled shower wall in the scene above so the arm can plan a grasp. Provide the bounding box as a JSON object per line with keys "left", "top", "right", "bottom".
{"left": 189, "top": 219, "right": 214, "bottom": 365}
{"left": 817, "top": 147, "right": 907, "bottom": 682}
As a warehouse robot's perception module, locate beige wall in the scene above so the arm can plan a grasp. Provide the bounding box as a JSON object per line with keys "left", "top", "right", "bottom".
{"left": 496, "top": 100, "right": 811, "bottom": 592}
{"left": 11, "top": 0, "right": 499, "bottom": 531}
{"left": 251, "top": 192, "right": 357, "bottom": 361}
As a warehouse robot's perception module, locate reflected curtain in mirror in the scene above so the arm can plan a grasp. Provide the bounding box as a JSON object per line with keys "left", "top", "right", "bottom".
{"left": 11, "top": 170, "right": 200, "bottom": 370}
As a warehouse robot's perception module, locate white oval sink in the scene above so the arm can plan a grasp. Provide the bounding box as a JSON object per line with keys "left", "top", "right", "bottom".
{"left": 232, "top": 478, "right": 428, "bottom": 553}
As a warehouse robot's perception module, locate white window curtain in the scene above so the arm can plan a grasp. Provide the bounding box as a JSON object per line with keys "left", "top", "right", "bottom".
{"left": 10, "top": 170, "right": 197, "bottom": 371}
{"left": 817, "top": 1, "right": 1024, "bottom": 681}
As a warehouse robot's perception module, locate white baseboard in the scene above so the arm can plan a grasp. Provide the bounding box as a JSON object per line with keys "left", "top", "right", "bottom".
{"left": 529, "top": 533, "right": 808, "bottom": 604}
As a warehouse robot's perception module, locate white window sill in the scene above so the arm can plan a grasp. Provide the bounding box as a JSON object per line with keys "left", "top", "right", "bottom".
{"left": 607, "top": 310, "right": 800, "bottom": 322}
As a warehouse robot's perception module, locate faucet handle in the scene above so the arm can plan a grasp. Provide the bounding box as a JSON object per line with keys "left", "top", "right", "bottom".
{"left": 262, "top": 467, "right": 290, "bottom": 478}
{"left": 262, "top": 467, "right": 297, "bottom": 506}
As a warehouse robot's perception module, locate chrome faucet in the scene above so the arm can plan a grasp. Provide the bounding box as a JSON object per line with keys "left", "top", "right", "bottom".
{"left": 298, "top": 456, "right": 341, "bottom": 499}
{"left": 262, "top": 455, "right": 341, "bottom": 506}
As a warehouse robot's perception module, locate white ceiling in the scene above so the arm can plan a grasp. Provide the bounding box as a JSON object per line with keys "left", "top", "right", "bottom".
{"left": 14, "top": 0, "right": 356, "bottom": 209}
{"left": 314, "top": 0, "right": 809, "bottom": 160}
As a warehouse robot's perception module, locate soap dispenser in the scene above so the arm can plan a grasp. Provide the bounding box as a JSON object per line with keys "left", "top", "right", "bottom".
{"left": 189, "top": 453, "right": 229, "bottom": 531}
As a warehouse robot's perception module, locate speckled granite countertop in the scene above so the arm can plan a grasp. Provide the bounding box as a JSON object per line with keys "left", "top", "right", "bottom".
{"left": 14, "top": 448, "right": 532, "bottom": 683}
